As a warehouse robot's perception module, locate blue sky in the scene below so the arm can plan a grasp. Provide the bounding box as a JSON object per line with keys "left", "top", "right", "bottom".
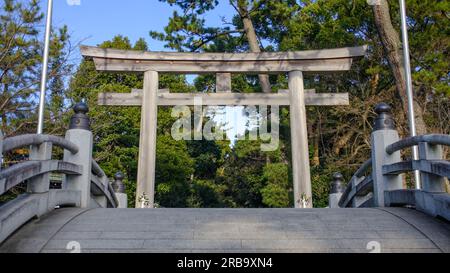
{"left": 46, "top": 0, "right": 246, "bottom": 141}
{"left": 49, "top": 0, "right": 235, "bottom": 54}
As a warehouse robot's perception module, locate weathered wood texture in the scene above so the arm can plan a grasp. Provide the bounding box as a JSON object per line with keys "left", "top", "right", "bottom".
{"left": 80, "top": 45, "right": 367, "bottom": 73}
{"left": 81, "top": 45, "right": 367, "bottom": 61}
{"left": 98, "top": 91, "right": 349, "bottom": 106}
{"left": 91, "top": 58, "right": 353, "bottom": 73}
{"left": 289, "top": 71, "right": 313, "bottom": 208}
{"left": 135, "top": 71, "right": 158, "bottom": 208}
{"left": 216, "top": 73, "right": 232, "bottom": 93}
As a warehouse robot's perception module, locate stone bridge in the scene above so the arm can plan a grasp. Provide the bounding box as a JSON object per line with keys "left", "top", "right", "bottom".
{"left": 0, "top": 103, "right": 449, "bottom": 253}
{"left": 1, "top": 207, "right": 449, "bottom": 253}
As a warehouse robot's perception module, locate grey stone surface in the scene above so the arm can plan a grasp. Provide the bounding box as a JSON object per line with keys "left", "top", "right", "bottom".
{"left": 0, "top": 191, "right": 83, "bottom": 244}
{"left": 1, "top": 207, "right": 449, "bottom": 253}
{"left": 0, "top": 208, "right": 87, "bottom": 253}
{"left": 415, "top": 191, "right": 450, "bottom": 221}
{"left": 63, "top": 128, "right": 93, "bottom": 208}
{"left": 328, "top": 193, "right": 342, "bottom": 208}
{"left": 115, "top": 193, "right": 127, "bottom": 208}
{"left": 371, "top": 129, "right": 403, "bottom": 207}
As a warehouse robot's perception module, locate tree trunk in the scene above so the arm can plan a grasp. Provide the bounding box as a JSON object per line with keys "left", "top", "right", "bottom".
{"left": 372, "top": 0, "right": 427, "bottom": 135}
{"left": 310, "top": 119, "right": 320, "bottom": 167}
{"left": 237, "top": 0, "right": 272, "bottom": 93}
{"left": 310, "top": 122, "right": 320, "bottom": 166}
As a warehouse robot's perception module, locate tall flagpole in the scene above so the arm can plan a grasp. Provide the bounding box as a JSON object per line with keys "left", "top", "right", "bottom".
{"left": 37, "top": 0, "right": 54, "bottom": 134}
{"left": 399, "top": 0, "right": 421, "bottom": 189}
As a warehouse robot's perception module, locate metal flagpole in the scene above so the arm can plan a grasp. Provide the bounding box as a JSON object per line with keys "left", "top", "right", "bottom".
{"left": 399, "top": 0, "right": 421, "bottom": 189}
{"left": 37, "top": 0, "right": 54, "bottom": 134}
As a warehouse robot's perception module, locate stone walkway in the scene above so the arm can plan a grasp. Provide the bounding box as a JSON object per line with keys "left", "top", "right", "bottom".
{"left": 1, "top": 207, "right": 449, "bottom": 253}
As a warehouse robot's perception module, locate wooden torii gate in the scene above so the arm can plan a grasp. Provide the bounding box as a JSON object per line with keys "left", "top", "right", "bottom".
{"left": 81, "top": 45, "right": 367, "bottom": 208}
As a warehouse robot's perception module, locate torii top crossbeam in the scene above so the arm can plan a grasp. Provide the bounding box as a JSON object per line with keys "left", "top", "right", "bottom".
{"left": 80, "top": 45, "right": 367, "bottom": 209}
{"left": 80, "top": 45, "right": 367, "bottom": 73}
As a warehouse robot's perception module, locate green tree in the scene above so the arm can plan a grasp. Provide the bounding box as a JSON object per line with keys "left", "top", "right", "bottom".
{"left": 261, "top": 163, "right": 290, "bottom": 207}
{"left": 152, "top": 0, "right": 448, "bottom": 208}
{"left": 0, "top": 0, "right": 72, "bottom": 136}
{"left": 0, "top": 0, "right": 72, "bottom": 203}
{"left": 155, "top": 135, "right": 194, "bottom": 207}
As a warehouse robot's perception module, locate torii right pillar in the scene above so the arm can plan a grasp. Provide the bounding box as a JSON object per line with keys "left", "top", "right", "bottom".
{"left": 289, "top": 71, "right": 313, "bottom": 208}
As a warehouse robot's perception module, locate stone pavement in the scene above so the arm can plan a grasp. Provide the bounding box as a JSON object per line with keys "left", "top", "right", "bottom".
{"left": 1, "top": 207, "right": 449, "bottom": 253}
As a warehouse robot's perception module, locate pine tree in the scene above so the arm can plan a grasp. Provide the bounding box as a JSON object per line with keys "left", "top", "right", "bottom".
{"left": 0, "top": 0, "right": 72, "bottom": 136}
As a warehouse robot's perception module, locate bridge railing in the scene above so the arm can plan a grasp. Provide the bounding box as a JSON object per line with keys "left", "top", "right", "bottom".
{"left": 0, "top": 134, "right": 81, "bottom": 196}
{"left": 330, "top": 103, "right": 450, "bottom": 221}
{"left": 334, "top": 159, "right": 373, "bottom": 208}
{"left": 0, "top": 103, "right": 127, "bottom": 243}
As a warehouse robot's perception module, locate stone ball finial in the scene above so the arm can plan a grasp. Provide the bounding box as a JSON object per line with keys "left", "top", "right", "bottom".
{"left": 73, "top": 102, "right": 89, "bottom": 114}
{"left": 69, "top": 101, "right": 90, "bottom": 130}
{"left": 333, "top": 172, "right": 344, "bottom": 181}
{"left": 330, "top": 172, "right": 345, "bottom": 194}
{"left": 114, "top": 171, "right": 125, "bottom": 181}
{"left": 112, "top": 171, "right": 126, "bottom": 193}
{"left": 374, "top": 103, "right": 391, "bottom": 115}
{"left": 373, "top": 102, "right": 395, "bottom": 131}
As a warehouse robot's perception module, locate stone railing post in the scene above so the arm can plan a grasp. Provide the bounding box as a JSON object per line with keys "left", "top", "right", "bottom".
{"left": 112, "top": 172, "right": 127, "bottom": 208}
{"left": 418, "top": 142, "right": 446, "bottom": 193}
{"left": 27, "top": 142, "right": 53, "bottom": 193}
{"left": 63, "top": 102, "right": 93, "bottom": 208}
{"left": 329, "top": 173, "right": 345, "bottom": 208}
{"left": 371, "top": 103, "right": 403, "bottom": 207}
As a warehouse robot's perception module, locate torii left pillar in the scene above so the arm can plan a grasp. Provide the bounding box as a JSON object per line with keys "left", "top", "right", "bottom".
{"left": 136, "top": 71, "right": 158, "bottom": 208}
{"left": 289, "top": 71, "right": 313, "bottom": 208}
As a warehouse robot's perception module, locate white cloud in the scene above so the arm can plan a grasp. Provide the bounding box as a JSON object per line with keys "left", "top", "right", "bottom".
{"left": 67, "top": 0, "right": 81, "bottom": 6}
